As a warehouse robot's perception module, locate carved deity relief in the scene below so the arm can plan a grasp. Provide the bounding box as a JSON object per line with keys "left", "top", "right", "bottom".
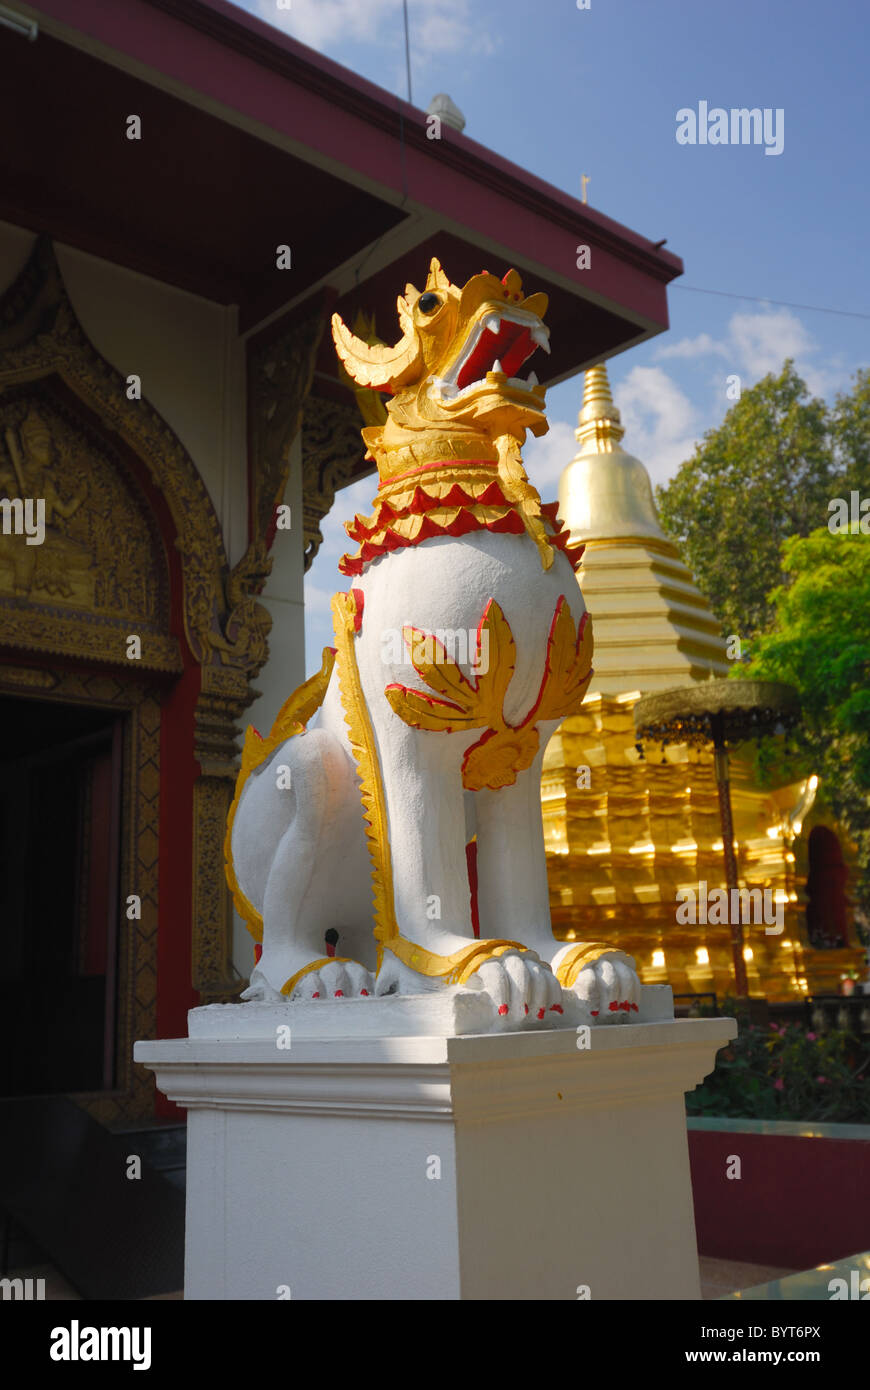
{"left": 0, "top": 395, "right": 166, "bottom": 630}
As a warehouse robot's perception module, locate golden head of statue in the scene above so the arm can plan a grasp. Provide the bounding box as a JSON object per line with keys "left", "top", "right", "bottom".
{"left": 331, "top": 258, "right": 550, "bottom": 483}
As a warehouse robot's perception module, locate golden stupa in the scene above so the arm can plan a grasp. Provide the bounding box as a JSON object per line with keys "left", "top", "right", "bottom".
{"left": 544, "top": 365, "right": 865, "bottom": 1002}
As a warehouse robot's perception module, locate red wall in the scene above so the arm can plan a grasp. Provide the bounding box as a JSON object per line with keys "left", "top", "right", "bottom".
{"left": 689, "top": 1127, "right": 870, "bottom": 1269}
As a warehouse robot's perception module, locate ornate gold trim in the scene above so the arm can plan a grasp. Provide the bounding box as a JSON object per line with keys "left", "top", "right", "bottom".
{"left": 249, "top": 304, "right": 326, "bottom": 553}
{"left": 0, "top": 605, "right": 181, "bottom": 673}
{"left": 281, "top": 956, "right": 355, "bottom": 997}
{"left": 223, "top": 647, "right": 336, "bottom": 943}
{"left": 554, "top": 942, "right": 621, "bottom": 989}
{"left": 0, "top": 237, "right": 240, "bottom": 671}
{"left": 381, "top": 935, "right": 527, "bottom": 985}
{"left": 301, "top": 395, "right": 369, "bottom": 570}
{"left": 331, "top": 588, "right": 398, "bottom": 966}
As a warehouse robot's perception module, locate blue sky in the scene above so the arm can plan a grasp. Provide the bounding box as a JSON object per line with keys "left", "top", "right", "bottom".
{"left": 234, "top": 0, "right": 869, "bottom": 671}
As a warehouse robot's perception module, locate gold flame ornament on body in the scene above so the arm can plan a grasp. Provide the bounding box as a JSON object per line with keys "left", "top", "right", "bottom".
{"left": 385, "top": 596, "right": 594, "bottom": 791}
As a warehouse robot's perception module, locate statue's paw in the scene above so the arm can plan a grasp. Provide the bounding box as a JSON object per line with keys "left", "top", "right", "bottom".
{"left": 467, "top": 949, "right": 564, "bottom": 1025}
{"left": 569, "top": 951, "right": 641, "bottom": 1022}
{"left": 241, "top": 968, "right": 285, "bottom": 1003}
{"left": 290, "top": 959, "right": 375, "bottom": 1001}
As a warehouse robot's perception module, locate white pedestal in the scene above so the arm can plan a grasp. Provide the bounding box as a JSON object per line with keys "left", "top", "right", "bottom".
{"left": 135, "top": 996, "right": 735, "bottom": 1301}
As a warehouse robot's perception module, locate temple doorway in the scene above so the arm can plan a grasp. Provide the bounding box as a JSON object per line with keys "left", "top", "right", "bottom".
{"left": 805, "top": 824, "right": 849, "bottom": 949}
{"left": 0, "top": 694, "right": 125, "bottom": 1098}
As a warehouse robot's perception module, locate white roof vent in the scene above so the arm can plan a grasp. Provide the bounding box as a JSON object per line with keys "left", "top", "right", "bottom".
{"left": 426, "top": 93, "right": 466, "bottom": 133}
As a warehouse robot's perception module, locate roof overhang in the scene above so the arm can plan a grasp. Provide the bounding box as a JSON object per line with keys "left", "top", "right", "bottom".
{"left": 6, "top": 0, "right": 682, "bottom": 364}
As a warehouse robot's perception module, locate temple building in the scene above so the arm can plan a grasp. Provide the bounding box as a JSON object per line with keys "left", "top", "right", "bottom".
{"left": 0, "top": 0, "right": 684, "bottom": 1129}
{"left": 543, "top": 365, "right": 866, "bottom": 1003}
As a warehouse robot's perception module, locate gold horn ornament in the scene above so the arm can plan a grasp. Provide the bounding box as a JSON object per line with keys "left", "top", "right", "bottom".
{"left": 332, "top": 293, "right": 423, "bottom": 393}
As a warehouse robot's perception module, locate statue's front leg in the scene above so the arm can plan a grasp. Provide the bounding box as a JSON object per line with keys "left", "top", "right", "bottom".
{"left": 475, "top": 748, "right": 641, "bottom": 1021}
{"left": 367, "top": 721, "right": 545, "bottom": 1023}
{"left": 473, "top": 761, "right": 563, "bottom": 1020}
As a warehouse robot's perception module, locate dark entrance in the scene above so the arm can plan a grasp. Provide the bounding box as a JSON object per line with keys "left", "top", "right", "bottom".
{"left": 0, "top": 694, "right": 124, "bottom": 1096}
{"left": 805, "top": 824, "right": 850, "bottom": 949}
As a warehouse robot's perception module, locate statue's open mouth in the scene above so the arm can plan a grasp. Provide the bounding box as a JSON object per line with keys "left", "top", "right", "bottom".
{"left": 430, "top": 307, "right": 550, "bottom": 404}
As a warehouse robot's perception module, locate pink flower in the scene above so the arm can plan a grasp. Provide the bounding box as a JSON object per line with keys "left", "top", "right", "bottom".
{"left": 774, "top": 1078, "right": 784, "bottom": 1090}
{"left": 806, "top": 1032, "right": 817, "bottom": 1041}
{"left": 816, "top": 1076, "right": 828, "bottom": 1084}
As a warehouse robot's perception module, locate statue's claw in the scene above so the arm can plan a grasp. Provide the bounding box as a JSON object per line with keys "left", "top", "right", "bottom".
{"left": 467, "top": 949, "right": 561, "bottom": 1025}
{"left": 571, "top": 952, "right": 641, "bottom": 1022}
{"left": 290, "top": 959, "right": 375, "bottom": 1001}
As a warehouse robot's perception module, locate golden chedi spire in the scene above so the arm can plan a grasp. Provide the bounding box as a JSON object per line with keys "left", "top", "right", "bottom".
{"left": 557, "top": 361, "right": 727, "bottom": 692}
{"left": 560, "top": 361, "right": 667, "bottom": 548}
{"left": 544, "top": 363, "right": 841, "bottom": 1008}
{"left": 574, "top": 362, "right": 625, "bottom": 452}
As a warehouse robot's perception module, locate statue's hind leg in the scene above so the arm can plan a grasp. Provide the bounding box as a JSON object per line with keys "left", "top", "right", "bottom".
{"left": 239, "top": 728, "right": 374, "bottom": 1001}
{"left": 253, "top": 829, "right": 375, "bottom": 1000}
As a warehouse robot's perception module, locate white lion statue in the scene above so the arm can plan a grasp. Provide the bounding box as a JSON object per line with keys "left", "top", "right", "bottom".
{"left": 225, "top": 259, "right": 641, "bottom": 1028}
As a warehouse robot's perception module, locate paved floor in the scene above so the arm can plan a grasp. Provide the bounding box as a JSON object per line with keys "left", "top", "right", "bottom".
{"left": 699, "top": 1256, "right": 796, "bottom": 1300}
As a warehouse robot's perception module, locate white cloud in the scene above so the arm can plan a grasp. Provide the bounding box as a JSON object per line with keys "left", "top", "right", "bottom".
{"left": 655, "top": 307, "right": 848, "bottom": 398}
{"left": 656, "top": 332, "right": 730, "bottom": 361}
{"left": 727, "top": 308, "right": 815, "bottom": 379}
{"left": 523, "top": 420, "right": 577, "bottom": 499}
{"left": 614, "top": 366, "right": 699, "bottom": 486}
{"left": 252, "top": 0, "right": 481, "bottom": 54}
{"left": 302, "top": 580, "right": 338, "bottom": 618}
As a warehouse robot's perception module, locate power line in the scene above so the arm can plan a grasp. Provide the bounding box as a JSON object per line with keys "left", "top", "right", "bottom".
{"left": 672, "top": 284, "right": 870, "bottom": 322}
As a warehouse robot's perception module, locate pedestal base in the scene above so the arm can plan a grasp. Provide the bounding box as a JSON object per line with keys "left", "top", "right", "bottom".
{"left": 136, "top": 1002, "right": 735, "bottom": 1301}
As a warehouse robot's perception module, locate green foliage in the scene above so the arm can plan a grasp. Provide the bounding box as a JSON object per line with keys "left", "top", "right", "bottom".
{"left": 832, "top": 366, "right": 870, "bottom": 498}
{"left": 686, "top": 1021, "right": 870, "bottom": 1122}
{"left": 655, "top": 361, "right": 834, "bottom": 638}
{"left": 655, "top": 361, "right": 870, "bottom": 923}
{"left": 742, "top": 528, "right": 870, "bottom": 923}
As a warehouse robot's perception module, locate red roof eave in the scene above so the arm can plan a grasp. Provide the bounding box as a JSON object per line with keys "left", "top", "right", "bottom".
{"left": 24, "top": 0, "right": 682, "bottom": 329}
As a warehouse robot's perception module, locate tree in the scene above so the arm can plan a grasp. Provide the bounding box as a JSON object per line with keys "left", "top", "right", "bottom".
{"left": 656, "top": 362, "right": 835, "bottom": 639}
{"left": 742, "top": 528, "right": 870, "bottom": 929}
{"left": 832, "top": 366, "right": 870, "bottom": 497}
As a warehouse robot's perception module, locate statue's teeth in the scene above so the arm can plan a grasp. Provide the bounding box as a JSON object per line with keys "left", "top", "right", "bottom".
{"left": 492, "top": 359, "right": 504, "bottom": 374}
{"left": 483, "top": 313, "right": 501, "bottom": 334}
{"left": 527, "top": 371, "right": 539, "bottom": 387}
{"left": 431, "top": 377, "right": 458, "bottom": 398}
{"left": 531, "top": 327, "right": 551, "bottom": 353}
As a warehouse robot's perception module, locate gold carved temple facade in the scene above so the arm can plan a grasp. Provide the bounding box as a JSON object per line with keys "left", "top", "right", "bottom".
{"left": 543, "top": 366, "right": 865, "bottom": 1003}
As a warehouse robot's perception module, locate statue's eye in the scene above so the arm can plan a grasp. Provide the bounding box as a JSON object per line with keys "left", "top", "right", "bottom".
{"left": 418, "top": 292, "right": 440, "bottom": 314}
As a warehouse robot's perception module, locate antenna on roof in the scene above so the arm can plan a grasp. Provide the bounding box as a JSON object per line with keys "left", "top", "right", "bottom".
{"left": 402, "top": 0, "right": 413, "bottom": 104}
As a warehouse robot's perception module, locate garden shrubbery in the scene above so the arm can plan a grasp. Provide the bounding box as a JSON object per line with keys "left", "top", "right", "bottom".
{"left": 686, "top": 1020, "right": 870, "bottom": 1122}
